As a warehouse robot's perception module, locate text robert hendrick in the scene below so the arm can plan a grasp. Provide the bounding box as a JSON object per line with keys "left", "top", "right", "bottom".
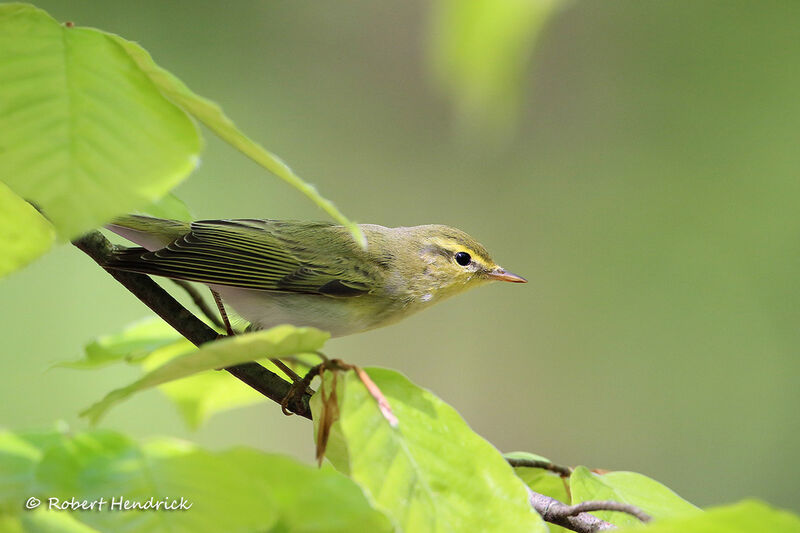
{"left": 27, "top": 496, "right": 192, "bottom": 511}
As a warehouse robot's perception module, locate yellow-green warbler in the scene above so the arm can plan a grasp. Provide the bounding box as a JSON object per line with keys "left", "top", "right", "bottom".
{"left": 106, "top": 215, "right": 526, "bottom": 337}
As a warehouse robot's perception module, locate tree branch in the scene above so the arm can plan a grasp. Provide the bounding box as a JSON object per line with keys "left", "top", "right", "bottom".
{"left": 72, "top": 230, "right": 312, "bottom": 419}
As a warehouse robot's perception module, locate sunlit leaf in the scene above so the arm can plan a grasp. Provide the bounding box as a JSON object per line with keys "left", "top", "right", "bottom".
{"left": 17, "top": 508, "right": 102, "bottom": 533}
{"left": 59, "top": 317, "right": 291, "bottom": 428}
{"left": 108, "top": 35, "right": 365, "bottom": 246}
{"left": 311, "top": 367, "right": 546, "bottom": 533}
{"left": 0, "top": 4, "right": 201, "bottom": 239}
{"left": 57, "top": 317, "right": 184, "bottom": 370}
{"left": 81, "top": 325, "right": 329, "bottom": 424}
{"left": 616, "top": 500, "right": 800, "bottom": 533}
{"left": 0, "top": 181, "right": 55, "bottom": 278}
{"left": 0, "top": 428, "right": 391, "bottom": 533}
{"left": 0, "top": 428, "right": 70, "bottom": 512}
{"left": 157, "top": 371, "right": 266, "bottom": 430}
{"left": 570, "top": 466, "right": 700, "bottom": 528}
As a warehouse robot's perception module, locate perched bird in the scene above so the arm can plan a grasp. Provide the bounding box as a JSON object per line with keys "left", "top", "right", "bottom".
{"left": 105, "top": 215, "right": 526, "bottom": 337}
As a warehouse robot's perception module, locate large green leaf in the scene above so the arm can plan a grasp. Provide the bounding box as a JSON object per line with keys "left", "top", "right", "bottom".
{"left": 57, "top": 317, "right": 186, "bottom": 370}
{"left": 0, "top": 428, "right": 392, "bottom": 533}
{"left": 616, "top": 500, "right": 800, "bottom": 533}
{"left": 0, "top": 181, "right": 54, "bottom": 278}
{"left": 311, "top": 367, "right": 546, "bottom": 533}
{"left": 7, "top": 508, "right": 102, "bottom": 533}
{"left": 108, "top": 34, "right": 365, "bottom": 246}
{"left": 81, "top": 325, "right": 328, "bottom": 424}
{"left": 60, "top": 317, "right": 297, "bottom": 428}
{"left": 156, "top": 370, "right": 267, "bottom": 429}
{"left": 0, "top": 4, "right": 201, "bottom": 239}
{"left": 570, "top": 466, "right": 700, "bottom": 528}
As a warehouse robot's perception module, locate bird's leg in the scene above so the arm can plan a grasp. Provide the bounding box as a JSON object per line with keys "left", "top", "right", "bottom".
{"left": 210, "top": 289, "right": 235, "bottom": 336}
{"left": 271, "top": 358, "right": 304, "bottom": 384}
{"left": 172, "top": 280, "right": 224, "bottom": 330}
{"left": 281, "top": 361, "right": 323, "bottom": 416}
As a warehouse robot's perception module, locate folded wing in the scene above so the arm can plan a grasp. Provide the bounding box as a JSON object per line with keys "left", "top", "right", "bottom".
{"left": 107, "top": 219, "right": 375, "bottom": 297}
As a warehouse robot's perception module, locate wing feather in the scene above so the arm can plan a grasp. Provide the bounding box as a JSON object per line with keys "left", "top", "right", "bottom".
{"left": 107, "top": 219, "right": 376, "bottom": 296}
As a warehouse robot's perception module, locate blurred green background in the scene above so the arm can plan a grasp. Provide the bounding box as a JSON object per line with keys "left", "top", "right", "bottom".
{"left": 1, "top": 0, "right": 798, "bottom": 512}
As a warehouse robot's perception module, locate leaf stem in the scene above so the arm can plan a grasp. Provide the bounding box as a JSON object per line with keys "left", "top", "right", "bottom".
{"left": 506, "top": 457, "right": 573, "bottom": 477}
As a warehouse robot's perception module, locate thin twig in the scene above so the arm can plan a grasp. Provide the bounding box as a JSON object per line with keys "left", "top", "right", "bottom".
{"left": 506, "top": 457, "right": 573, "bottom": 477}
{"left": 72, "top": 230, "right": 313, "bottom": 419}
{"left": 562, "top": 501, "right": 651, "bottom": 523}
{"left": 171, "top": 279, "right": 224, "bottom": 329}
{"left": 528, "top": 490, "right": 616, "bottom": 532}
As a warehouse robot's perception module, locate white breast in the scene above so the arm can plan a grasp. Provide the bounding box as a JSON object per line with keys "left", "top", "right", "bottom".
{"left": 209, "top": 284, "right": 375, "bottom": 338}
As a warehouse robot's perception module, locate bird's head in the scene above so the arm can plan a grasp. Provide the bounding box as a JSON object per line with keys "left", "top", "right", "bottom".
{"left": 397, "top": 224, "right": 526, "bottom": 301}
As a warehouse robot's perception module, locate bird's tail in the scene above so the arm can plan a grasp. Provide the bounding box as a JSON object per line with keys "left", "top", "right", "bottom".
{"left": 106, "top": 215, "right": 189, "bottom": 251}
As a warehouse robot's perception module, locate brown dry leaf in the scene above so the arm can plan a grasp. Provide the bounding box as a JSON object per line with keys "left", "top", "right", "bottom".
{"left": 315, "top": 369, "right": 340, "bottom": 465}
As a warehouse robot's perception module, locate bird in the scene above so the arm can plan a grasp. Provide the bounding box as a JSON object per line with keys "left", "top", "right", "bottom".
{"left": 104, "top": 215, "right": 526, "bottom": 337}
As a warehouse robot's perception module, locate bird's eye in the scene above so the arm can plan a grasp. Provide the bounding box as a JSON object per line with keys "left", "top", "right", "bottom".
{"left": 454, "top": 251, "right": 471, "bottom": 266}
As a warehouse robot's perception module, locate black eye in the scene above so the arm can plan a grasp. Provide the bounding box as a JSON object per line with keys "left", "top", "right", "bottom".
{"left": 454, "top": 251, "right": 471, "bottom": 266}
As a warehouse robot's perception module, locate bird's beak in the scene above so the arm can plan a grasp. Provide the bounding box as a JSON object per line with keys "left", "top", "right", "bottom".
{"left": 486, "top": 267, "right": 527, "bottom": 283}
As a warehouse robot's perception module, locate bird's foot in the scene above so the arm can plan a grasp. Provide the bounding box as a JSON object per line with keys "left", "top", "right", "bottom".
{"left": 280, "top": 356, "right": 397, "bottom": 427}
{"left": 280, "top": 361, "right": 321, "bottom": 416}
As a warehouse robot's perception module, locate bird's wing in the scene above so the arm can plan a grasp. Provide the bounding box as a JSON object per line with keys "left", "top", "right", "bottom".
{"left": 107, "top": 219, "right": 376, "bottom": 297}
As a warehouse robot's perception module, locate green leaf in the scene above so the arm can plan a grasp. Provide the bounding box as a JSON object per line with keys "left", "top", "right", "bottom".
{"left": 616, "top": 500, "right": 800, "bottom": 533}
{"left": 0, "top": 428, "right": 391, "bottom": 533}
{"left": 570, "top": 466, "right": 700, "bottom": 528}
{"left": 125, "top": 325, "right": 272, "bottom": 429}
{"left": 157, "top": 371, "right": 266, "bottom": 429}
{"left": 0, "top": 4, "right": 201, "bottom": 239}
{"left": 107, "top": 34, "right": 365, "bottom": 247}
{"left": 505, "top": 450, "right": 553, "bottom": 463}
{"left": 0, "top": 427, "right": 71, "bottom": 515}
{"left": 311, "top": 367, "right": 546, "bottom": 533}
{"left": 81, "top": 325, "right": 329, "bottom": 424}
{"left": 0, "top": 181, "right": 55, "bottom": 278}
{"left": 17, "top": 509, "right": 103, "bottom": 533}
{"left": 58, "top": 317, "right": 184, "bottom": 370}
{"left": 429, "top": 0, "right": 563, "bottom": 134}
{"left": 140, "top": 193, "right": 193, "bottom": 222}
{"left": 60, "top": 317, "right": 281, "bottom": 428}
{"left": 223, "top": 449, "right": 392, "bottom": 533}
